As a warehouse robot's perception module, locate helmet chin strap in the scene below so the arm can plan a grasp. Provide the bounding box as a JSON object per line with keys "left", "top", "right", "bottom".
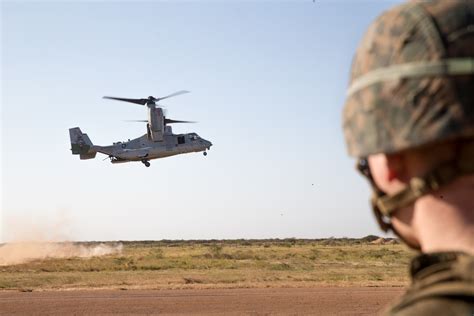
{"left": 371, "top": 193, "right": 422, "bottom": 251}
{"left": 366, "top": 140, "right": 474, "bottom": 251}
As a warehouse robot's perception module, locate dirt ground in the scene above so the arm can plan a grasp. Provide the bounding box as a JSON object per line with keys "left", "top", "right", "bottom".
{"left": 0, "top": 287, "right": 404, "bottom": 315}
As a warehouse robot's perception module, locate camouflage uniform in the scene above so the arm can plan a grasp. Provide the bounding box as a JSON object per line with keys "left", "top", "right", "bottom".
{"left": 342, "top": 1, "right": 474, "bottom": 315}
{"left": 387, "top": 252, "right": 474, "bottom": 315}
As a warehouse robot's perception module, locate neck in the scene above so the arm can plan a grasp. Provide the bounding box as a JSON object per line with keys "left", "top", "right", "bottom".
{"left": 413, "top": 175, "right": 474, "bottom": 255}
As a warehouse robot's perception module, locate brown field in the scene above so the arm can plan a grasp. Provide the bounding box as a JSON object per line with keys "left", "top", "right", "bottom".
{"left": 0, "top": 238, "right": 412, "bottom": 291}
{"left": 0, "top": 238, "right": 412, "bottom": 315}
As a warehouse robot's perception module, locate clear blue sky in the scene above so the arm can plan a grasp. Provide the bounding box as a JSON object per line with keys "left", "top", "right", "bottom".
{"left": 1, "top": 0, "right": 402, "bottom": 242}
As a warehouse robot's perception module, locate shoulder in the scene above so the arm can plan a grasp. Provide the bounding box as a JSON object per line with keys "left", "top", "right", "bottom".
{"left": 384, "top": 252, "right": 474, "bottom": 316}
{"left": 386, "top": 297, "right": 473, "bottom": 316}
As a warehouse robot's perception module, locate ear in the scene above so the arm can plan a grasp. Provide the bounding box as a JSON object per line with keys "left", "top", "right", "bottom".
{"left": 386, "top": 154, "right": 404, "bottom": 182}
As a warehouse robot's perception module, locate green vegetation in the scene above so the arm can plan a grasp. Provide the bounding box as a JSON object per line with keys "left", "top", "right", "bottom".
{"left": 0, "top": 238, "right": 413, "bottom": 291}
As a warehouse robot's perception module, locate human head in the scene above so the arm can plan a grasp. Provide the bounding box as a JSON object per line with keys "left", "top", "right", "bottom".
{"left": 343, "top": 1, "right": 474, "bottom": 247}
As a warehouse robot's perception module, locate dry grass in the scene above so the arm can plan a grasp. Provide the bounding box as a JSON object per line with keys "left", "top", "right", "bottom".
{"left": 0, "top": 238, "right": 413, "bottom": 291}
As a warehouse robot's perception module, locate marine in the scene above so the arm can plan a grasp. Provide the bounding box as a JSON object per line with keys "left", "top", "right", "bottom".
{"left": 342, "top": 1, "right": 474, "bottom": 315}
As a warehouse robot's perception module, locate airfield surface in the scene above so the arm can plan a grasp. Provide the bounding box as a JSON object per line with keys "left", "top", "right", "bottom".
{"left": 0, "top": 239, "right": 410, "bottom": 314}
{"left": 0, "top": 287, "right": 403, "bottom": 315}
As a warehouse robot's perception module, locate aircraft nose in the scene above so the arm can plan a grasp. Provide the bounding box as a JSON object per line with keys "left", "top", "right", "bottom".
{"left": 200, "top": 138, "right": 212, "bottom": 149}
{"left": 205, "top": 140, "right": 212, "bottom": 149}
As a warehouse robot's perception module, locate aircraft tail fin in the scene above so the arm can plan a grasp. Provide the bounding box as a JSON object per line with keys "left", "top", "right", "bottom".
{"left": 69, "top": 127, "right": 97, "bottom": 159}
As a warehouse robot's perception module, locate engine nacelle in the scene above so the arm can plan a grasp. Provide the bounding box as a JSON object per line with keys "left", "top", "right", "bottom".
{"left": 149, "top": 107, "right": 164, "bottom": 142}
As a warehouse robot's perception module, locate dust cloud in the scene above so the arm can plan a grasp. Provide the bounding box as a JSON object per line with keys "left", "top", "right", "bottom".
{"left": 0, "top": 242, "right": 123, "bottom": 266}
{"left": 0, "top": 214, "right": 123, "bottom": 266}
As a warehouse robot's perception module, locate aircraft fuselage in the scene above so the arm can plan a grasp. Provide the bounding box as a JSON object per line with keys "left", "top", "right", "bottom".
{"left": 94, "top": 132, "right": 212, "bottom": 163}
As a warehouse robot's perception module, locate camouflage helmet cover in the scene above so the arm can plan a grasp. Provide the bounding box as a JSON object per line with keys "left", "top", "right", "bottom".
{"left": 343, "top": 1, "right": 474, "bottom": 157}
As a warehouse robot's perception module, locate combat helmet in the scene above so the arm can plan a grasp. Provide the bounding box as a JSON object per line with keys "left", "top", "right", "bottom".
{"left": 343, "top": 1, "right": 474, "bottom": 232}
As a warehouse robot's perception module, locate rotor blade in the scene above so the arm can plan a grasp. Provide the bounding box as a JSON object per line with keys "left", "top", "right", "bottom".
{"left": 103, "top": 96, "right": 148, "bottom": 105}
{"left": 124, "top": 120, "right": 148, "bottom": 122}
{"left": 156, "top": 90, "right": 190, "bottom": 102}
{"left": 165, "top": 118, "right": 196, "bottom": 124}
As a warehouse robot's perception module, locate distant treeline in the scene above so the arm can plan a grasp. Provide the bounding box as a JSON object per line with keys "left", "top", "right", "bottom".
{"left": 55, "top": 235, "right": 398, "bottom": 248}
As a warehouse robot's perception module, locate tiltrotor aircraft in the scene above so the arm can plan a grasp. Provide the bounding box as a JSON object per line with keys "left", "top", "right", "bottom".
{"left": 69, "top": 90, "right": 212, "bottom": 167}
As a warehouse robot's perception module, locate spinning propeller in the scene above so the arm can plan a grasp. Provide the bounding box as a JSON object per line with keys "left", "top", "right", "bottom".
{"left": 103, "top": 91, "right": 195, "bottom": 124}
{"left": 125, "top": 119, "right": 196, "bottom": 124}
{"left": 103, "top": 90, "right": 190, "bottom": 107}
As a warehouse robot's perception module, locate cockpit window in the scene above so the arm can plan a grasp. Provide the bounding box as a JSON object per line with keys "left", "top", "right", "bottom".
{"left": 189, "top": 133, "right": 199, "bottom": 141}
